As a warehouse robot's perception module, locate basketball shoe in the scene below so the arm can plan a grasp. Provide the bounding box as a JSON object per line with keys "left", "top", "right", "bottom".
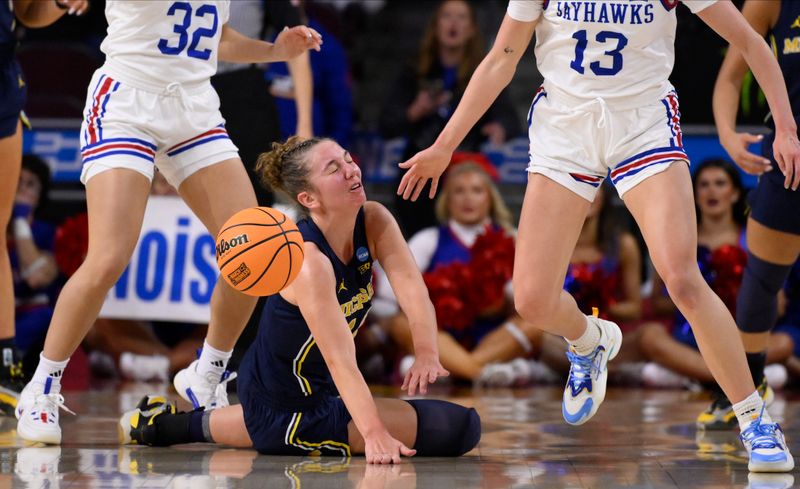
{"left": 173, "top": 360, "right": 236, "bottom": 410}
{"left": 697, "top": 379, "right": 774, "bottom": 431}
{"left": 562, "top": 316, "right": 622, "bottom": 425}
{"left": 741, "top": 407, "right": 794, "bottom": 472}
{"left": 0, "top": 347, "right": 26, "bottom": 415}
{"left": 119, "top": 395, "right": 176, "bottom": 445}
{"left": 15, "top": 381, "right": 74, "bottom": 444}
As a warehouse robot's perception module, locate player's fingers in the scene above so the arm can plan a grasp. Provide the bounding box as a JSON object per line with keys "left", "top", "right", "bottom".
{"left": 417, "top": 375, "right": 428, "bottom": 395}
{"left": 791, "top": 159, "right": 800, "bottom": 191}
{"left": 402, "top": 175, "right": 419, "bottom": 200}
{"left": 743, "top": 133, "right": 765, "bottom": 144}
{"left": 410, "top": 179, "right": 427, "bottom": 202}
{"left": 398, "top": 157, "right": 416, "bottom": 169}
{"left": 429, "top": 177, "right": 439, "bottom": 199}
{"left": 738, "top": 153, "right": 771, "bottom": 175}
{"left": 400, "top": 444, "right": 416, "bottom": 457}
{"left": 439, "top": 367, "right": 450, "bottom": 377}
{"left": 428, "top": 370, "right": 438, "bottom": 384}
{"left": 392, "top": 451, "right": 401, "bottom": 464}
{"left": 397, "top": 170, "right": 413, "bottom": 196}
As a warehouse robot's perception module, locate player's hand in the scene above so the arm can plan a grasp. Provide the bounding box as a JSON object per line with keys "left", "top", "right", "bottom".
{"left": 364, "top": 429, "right": 416, "bottom": 464}
{"left": 397, "top": 144, "right": 453, "bottom": 201}
{"left": 402, "top": 353, "right": 448, "bottom": 396}
{"left": 719, "top": 131, "right": 772, "bottom": 176}
{"left": 772, "top": 128, "right": 800, "bottom": 191}
{"left": 56, "top": 0, "right": 88, "bottom": 15}
{"left": 274, "top": 25, "right": 322, "bottom": 60}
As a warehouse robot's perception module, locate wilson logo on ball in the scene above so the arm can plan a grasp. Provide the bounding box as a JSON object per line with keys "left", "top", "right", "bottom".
{"left": 216, "top": 234, "right": 250, "bottom": 258}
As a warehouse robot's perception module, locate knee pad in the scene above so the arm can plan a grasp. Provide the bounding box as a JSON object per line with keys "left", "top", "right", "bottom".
{"left": 407, "top": 399, "right": 481, "bottom": 456}
{"left": 736, "top": 252, "right": 793, "bottom": 333}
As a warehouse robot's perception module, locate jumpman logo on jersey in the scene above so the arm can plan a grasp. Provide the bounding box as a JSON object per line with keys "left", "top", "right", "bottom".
{"left": 338, "top": 279, "right": 347, "bottom": 293}
{"left": 791, "top": 16, "right": 800, "bottom": 29}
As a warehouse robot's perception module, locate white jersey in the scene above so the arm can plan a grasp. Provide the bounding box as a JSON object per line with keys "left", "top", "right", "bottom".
{"left": 100, "top": 0, "right": 230, "bottom": 88}
{"left": 508, "top": 0, "right": 717, "bottom": 106}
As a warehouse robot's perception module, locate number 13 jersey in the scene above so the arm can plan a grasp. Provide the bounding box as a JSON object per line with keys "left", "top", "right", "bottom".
{"left": 508, "top": 0, "right": 717, "bottom": 106}
{"left": 101, "top": 0, "right": 231, "bottom": 87}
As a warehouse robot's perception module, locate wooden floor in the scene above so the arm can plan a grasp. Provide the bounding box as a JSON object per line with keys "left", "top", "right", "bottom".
{"left": 2, "top": 383, "right": 798, "bottom": 488}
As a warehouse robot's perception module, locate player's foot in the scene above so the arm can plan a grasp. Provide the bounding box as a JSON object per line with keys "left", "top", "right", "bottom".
{"left": 119, "top": 395, "right": 176, "bottom": 445}
{"left": 15, "top": 382, "right": 74, "bottom": 445}
{"left": 562, "top": 317, "right": 622, "bottom": 425}
{"left": 741, "top": 409, "right": 794, "bottom": 472}
{"left": 697, "top": 379, "right": 774, "bottom": 431}
{"left": 0, "top": 351, "right": 26, "bottom": 415}
{"left": 173, "top": 360, "right": 236, "bottom": 410}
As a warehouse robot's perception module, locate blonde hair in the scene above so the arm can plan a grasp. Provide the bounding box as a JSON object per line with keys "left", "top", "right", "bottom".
{"left": 434, "top": 162, "right": 513, "bottom": 232}
{"left": 254, "top": 136, "right": 325, "bottom": 208}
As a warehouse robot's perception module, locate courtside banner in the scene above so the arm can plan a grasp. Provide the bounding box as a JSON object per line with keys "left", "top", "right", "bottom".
{"left": 99, "top": 196, "right": 218, "bottom": 323}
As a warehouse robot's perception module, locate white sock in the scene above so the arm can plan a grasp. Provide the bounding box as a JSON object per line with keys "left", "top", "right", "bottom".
{"left": 31, "top": 354, "right": 69, "bottom": 395}
{"left": 568, "top": 316, "right": 601, "bottom": 356}
{"left": 196, "top": 340, "right": 232, "bottom": 383}
{"left": 733, "top": 390, "right": 771, "bottom": 430}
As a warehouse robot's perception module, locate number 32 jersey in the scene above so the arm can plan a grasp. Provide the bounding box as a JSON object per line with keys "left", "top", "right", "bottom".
{"left": 101, "top": 0, "right": 230, "bottom": 87}
{"left": 508, "top": 0, "right": 717, "bottom": 106}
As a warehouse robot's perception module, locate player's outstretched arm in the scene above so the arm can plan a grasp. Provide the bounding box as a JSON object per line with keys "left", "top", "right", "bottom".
{"left": 287, "top": 51, "right": 314, "bottom": 139}
{"left": 712, "top": 0, "right": 779, "bottom": 175}
{"left": 290, "top": 244, "right": 415, "bottom": 464}
{"left": 12, "top": 0, "right": 87, "bottom": 28}
{"left": 364, "top": 202, "right": 448, "bottom": 396}
{"left": 397, "top": 14, "right": 537, "bottom": 201}
{"left": 218, "top": 24, "right": 322, "bottom": 64}
{"left": 699, "top": 0, "right": 800, "bottom": 190}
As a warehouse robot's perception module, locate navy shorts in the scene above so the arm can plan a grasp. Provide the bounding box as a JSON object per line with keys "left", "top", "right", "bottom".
{"left": 750, "top": 132, "right": 800, "bottom": 235}
{"left": 237, "top": 352, "right": 352, "bottom": 456}
{"left": 0, "top": 60, "right": 26, "bottom": 138}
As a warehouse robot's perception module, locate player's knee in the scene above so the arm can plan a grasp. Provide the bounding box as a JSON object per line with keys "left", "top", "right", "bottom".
{"left": 81, "top": 251, "right": 131, "bottom": 288}
{"left": 736, "top": 253, "right": 792, "bottom": 334}
{"left": 658, "top": 267, "right": 703, "bottom": 310}
{"left": 513, "top": 284, "right": 559, "bottom": 326}
{"left": 408, "top": 399, "right": 481, "bottom": 456}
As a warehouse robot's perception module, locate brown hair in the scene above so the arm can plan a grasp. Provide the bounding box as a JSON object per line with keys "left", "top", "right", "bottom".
{"left": 255, "top": 136, "right": 325, "bottom": 208}
{"left": 434, "top": 162, "right": 514, "bottom": 233}
{"left": 417, "top": 0, "right": 484, "bottom": 93}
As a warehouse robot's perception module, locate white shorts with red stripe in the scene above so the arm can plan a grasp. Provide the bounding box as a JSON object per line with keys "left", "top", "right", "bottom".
{"left": 79, "top": 67, "right": 239, "bottom": 187}
{"left": 525, "top": 83, "right": 688, "bottom": 202}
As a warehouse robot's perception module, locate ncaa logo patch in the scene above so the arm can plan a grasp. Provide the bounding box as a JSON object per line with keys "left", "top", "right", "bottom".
{"left": 356, "top": 247, "right": 369, "bottom": 262}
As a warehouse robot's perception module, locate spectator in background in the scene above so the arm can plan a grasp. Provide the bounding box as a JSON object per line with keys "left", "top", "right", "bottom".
{"left": 266, "top": 0, "right": 352, "bottom": 147}
{"left": 776, "top": 262, "right": 800, "bottom": 384}
{"left": 379, "top": 160, "right": 546, "bottom": 386}
{"left": 380, "top": 0, "right": 520, "bottom": 237}
{"left": 631, "top": 161, "right": 793, "bottom": 402}
{"left": 9, "top": 155, "right": 59, "bottom": 384}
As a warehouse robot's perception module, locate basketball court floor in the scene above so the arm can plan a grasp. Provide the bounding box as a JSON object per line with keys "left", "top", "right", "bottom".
{"left": 2, "top": 384, "right": 797, "bottom": 488}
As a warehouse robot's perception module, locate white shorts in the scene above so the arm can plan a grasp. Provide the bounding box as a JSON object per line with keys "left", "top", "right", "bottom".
{"left": 526, "top": 84, "right": 689, "bottom": 202}
{"left": 79, "top": 67, "right": 239, "bottom": 188}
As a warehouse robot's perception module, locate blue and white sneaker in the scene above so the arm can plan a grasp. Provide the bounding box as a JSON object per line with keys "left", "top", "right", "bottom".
{"left": 173, "top": 360, "right": 236, "bottom": 410}
{"left": 741, "top": 411, "right": 795, "bottom": 472}
{"left": 562, "top": 317, "right": 622, "bottom": 425}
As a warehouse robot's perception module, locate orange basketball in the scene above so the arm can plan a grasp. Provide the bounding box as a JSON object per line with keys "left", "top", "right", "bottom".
{"left": 216, "top": 207, "right": 305, "bottom": 297}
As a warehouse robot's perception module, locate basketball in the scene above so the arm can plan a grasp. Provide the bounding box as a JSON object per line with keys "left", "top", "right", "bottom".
{"left": 215, "top": 207, "right": 305, "bottom": 297}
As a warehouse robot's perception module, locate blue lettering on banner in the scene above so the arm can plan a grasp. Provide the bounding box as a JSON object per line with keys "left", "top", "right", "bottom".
{"left": 136, "top": 232, "right": 168, "bottom": 301}
{"left": 111, "top": 217, "right": 217, "bottom": 305}
{"left": 191, "top": 235, "right": 217, "bottom": 304}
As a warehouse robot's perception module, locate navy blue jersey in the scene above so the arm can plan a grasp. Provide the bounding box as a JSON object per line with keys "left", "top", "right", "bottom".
{"left": 239, "top": 207, "right": 374, "bottom": 409}
{"left": 0, "top": 1, "right": 15, "bottom": 61}
{"left": 770, "top": 0, "right": 800, "bottom": 122}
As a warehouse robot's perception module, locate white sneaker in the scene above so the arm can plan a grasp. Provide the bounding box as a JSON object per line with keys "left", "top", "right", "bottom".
{"left": 15, "top": 382, "right": 74, "bottom": 445}
{"left": 476, "top": 363, "right": 516, "bottom": 387}
{"left": 119, "top": 352, "right": 170, "bottom": 382}
{"left": 764, "top": 365, "right": 788, "bottom": 391}
{"left": 642, "top": 362, "right": 691, "bottom": 388}
{"left": 741, "top": 412, "right": 795, "bottom": 472}
{"left": 562, "top": 316, "right": 622, "bottom": 425}
{"left": 173, "top": 360, "right": 235, "bottom": 410}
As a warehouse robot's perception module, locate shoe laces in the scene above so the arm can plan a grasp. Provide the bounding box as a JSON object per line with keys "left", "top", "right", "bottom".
{"left": 566, "top": 349, "right": 597, "bottom": 394}
{"left": 742, "top": 406, "right": 783, "bottom": 451}
{"left": 34, "top": 393, "right": 75, "bottom": 416}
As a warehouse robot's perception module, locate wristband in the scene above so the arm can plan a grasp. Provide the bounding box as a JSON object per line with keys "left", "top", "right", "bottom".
{"left": 13, "top": 218, "right": 33, "bottom": 240}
